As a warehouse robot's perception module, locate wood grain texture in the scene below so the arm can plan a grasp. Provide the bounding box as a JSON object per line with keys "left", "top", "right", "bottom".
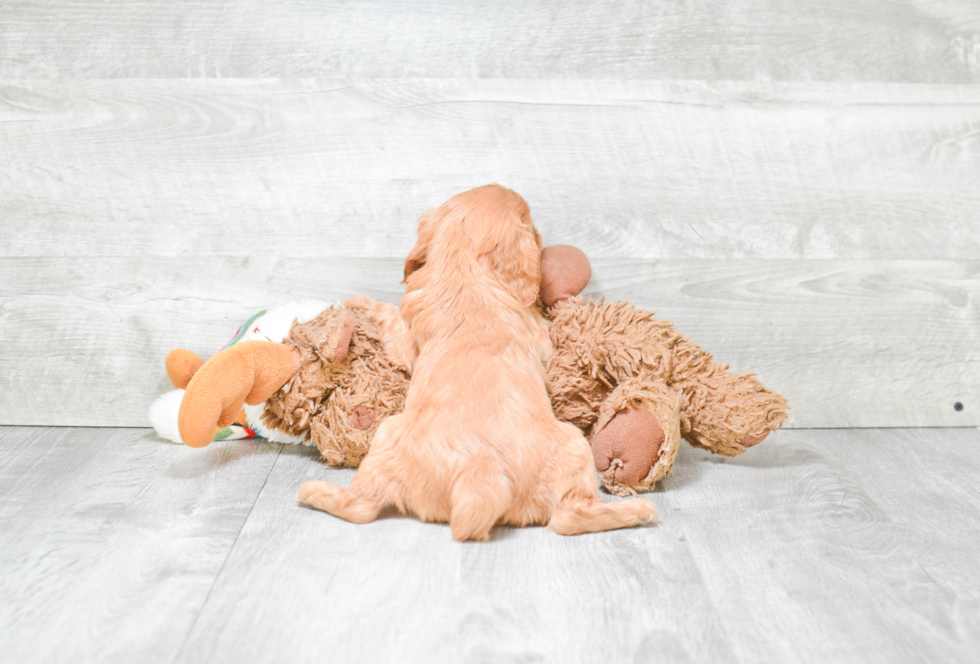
{"left": 829, "top": 428, "right": 980, "bottom": 645}
{"left": 0, "top": 257, "right": 975, "bottom": 428}
{"left": 176, "top": 445, "right": 734, "bottom": 664}
{"left": 2, "top": 79, "right": 979, "bottom": 260}
{"left": 660, "top": 428, "right": 980, "bottom": 664}
{"left": 0, "top": 426, "right": 283, "bottom": 664}
{"left": 1, "top": 0, "right": 979, "bottom": 82}
{"left": 178, "top": 428, "right": 980, "bottom": 663}
{"left": 3, "top": 426, "right": 978, "bottom": 663}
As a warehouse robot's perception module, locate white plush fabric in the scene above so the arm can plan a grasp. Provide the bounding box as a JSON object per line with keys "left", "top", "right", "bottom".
{"left": 148, "top": 388, "right": 185, "bottom": 444}
{"left": 235, "top": 299, "right": 332, "bottom": 345}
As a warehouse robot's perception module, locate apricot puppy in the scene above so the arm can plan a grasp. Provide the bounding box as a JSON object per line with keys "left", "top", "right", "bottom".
{"left": 298, "top": 185, "right": 656, "bottom": 540}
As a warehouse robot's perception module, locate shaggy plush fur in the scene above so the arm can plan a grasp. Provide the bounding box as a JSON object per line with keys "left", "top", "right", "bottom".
{"left": 263, "top": 304, "right": 411, "bottom": 467}
{"left": 297, "top": 185, "right": 656, "bottom": 540}
{"left": 545, "top": 297, "right": 789, "bottom": 495}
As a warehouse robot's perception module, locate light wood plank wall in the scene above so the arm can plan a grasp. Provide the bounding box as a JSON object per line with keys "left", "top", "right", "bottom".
{"left": 0, "top": 1, "right": 978, "bottom": 428}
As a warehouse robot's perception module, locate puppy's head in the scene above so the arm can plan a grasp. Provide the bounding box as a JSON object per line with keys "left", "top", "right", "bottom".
{"left": 404, "top": 184, "right": 542, "bottom": 307}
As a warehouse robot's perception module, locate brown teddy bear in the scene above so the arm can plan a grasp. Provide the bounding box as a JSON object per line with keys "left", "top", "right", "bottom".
{"left": 151, "top": 246, "right": 787, "bottom": 495}
{"left": 538, "top": 245, "right": 787, "bottom": 494}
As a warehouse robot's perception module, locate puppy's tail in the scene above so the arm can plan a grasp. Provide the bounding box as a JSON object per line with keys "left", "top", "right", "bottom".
{"left": 449, "top": 448, "right": 512, "bottom": 542}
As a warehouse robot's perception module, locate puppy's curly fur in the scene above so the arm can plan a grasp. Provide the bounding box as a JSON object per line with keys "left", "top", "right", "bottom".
{"left": 298, "top": 185, "right": 655, "bottom": 540}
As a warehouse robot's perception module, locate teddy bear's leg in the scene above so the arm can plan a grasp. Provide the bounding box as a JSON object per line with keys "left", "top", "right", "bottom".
{"left": 309, "top": 390, "right": 375, "bottom": 468}
{"left": 588, "top": 377, "right": 683, "bottom": 496}
{"left": 165, "top": 349, "right": 206, "bottom": 389}
{"left": 178, "top": 340, "right": 300, "bottom": 448}
{"left": 676, "top": 369, "right": 788, "bottom": 457}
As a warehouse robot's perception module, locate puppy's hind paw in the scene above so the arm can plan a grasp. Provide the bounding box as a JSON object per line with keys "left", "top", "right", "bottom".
{"left": 297, "top": 480, "right": 339, "bottom": 510}
{"left": 632, "top": 499, "right": 658, "bottom": 526}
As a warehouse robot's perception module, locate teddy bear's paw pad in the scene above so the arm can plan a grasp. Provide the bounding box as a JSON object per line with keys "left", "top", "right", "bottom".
{"left": 592, "top": 408, "right": 663, "bottom": 486}
{"left": 598, "top": 467, "right": 640, "bottom": 498}
{"left": 350, "top": 406, "right": 377, "bottom": 430}
{"left": 740, "top": 430, "right": 771, "bottom": 448}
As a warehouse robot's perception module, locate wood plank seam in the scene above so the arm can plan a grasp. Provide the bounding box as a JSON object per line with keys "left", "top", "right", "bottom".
{"left": 170, "top": 442, "right": 285, "bottom": 664}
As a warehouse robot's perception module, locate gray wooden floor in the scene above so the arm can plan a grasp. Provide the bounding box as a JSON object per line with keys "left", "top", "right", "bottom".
{"left": 2, "top": 425, "right": 978, "bottom": 664}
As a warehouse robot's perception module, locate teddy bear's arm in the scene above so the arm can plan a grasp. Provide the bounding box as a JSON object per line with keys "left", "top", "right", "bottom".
{"left": 344, "top": 296, "right": 415, "bottom": 369}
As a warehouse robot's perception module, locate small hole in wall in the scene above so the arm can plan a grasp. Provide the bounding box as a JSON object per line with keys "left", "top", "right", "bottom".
{"left": 954, "top": 402, "right": 964, "bottom": 412}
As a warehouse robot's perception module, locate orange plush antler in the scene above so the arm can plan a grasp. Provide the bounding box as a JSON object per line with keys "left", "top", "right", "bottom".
{"left": 178, "top": 340, "right": 300, "bottom": 448}
{"left": 165, "top": 349, "right": 206, "bottom": 389}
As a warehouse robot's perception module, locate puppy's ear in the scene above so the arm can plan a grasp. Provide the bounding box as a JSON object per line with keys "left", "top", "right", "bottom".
{"left": 403, "top": 210, "right": 436, "bottom": 282}
{"left": 484, "top": 225, "right": 542, "bottom": 307}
